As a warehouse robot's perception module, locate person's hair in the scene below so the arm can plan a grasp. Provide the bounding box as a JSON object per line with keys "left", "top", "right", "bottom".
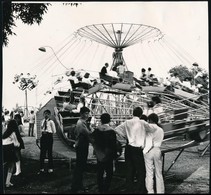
{"left": 148, "top": 113, "right": 159, "bottom": 124}
{"left": 147, "top": 101, "right": 154, "bottom": 108}
{"left": 151, "top": 96, "right": 161, "bottom": 104}
{"left": 77, "top": 77, "right": 82, "bottom": 81}
{"left": 14, "top": 114, "right": 23, "bottom": 125}
{"left": 31, "top": 110, "right": 34, "bottom": 114}
{"left": 80, "top": 106, "right": 90, "bottom": 115}
{"left": 119, "top": 78, "right": 123, "bottom": 83}
{"left": 100, "top": 113, "right": 111, "bottom": 124}
{"left": 140, "top": 114, "right": 148, "bottom": 122}
{"left": 141, "top": 68, "right": 146, "bottom": 72}
{"left": 71, "top": 71, "right": 76, "bottom": 76}
{"left": 19, "top": 110, "right": 24, "bottom": 114}
{"left": 105, "top": 63, "right": 109, "bottom": 67}
{"left": 174, "top": 73, "right": 178, "bottom": 77}
{"left": 148, "top": 67, "right": 151, "bottom": 71}
{"left": 43, "top": 109, "right": 51, "bottom": 115}
{"left": 4, "top": 110, "right": 9, "bottom": 115}
{"left": 84, "top": 73, "right": 90, "bottom": 78}
{"left": 2, "top": 119, "right": 19, "bottom": 139}
{"left": 64, "top": 96, "right": 70, "bottom": 102}
{"left": 133, "top": 107, "right": 143, "bottom": 117}
{"left": 112, "top": 66, "right": 117, "bottom": 71}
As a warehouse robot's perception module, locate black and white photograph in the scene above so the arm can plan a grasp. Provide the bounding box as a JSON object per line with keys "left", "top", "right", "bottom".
{"left": 2, "top": 1, "right": 209, "bottom": 194}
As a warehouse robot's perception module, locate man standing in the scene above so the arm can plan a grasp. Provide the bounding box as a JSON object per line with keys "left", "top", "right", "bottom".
{"left": 38, "top": 109, "right": 56, "bottom": 174}
{"left": 28, "top": 110, "right": 35, "bottom": 136}
{"left": 71, "top": 107, "right": 94, "bottom": 193}
{"left": 115, "top": 107, "right": 156, "bottom": 193}
{"left": 144, "top": 113, "right": 165, "bottom": 194}
{"left": 91, "top": 113, "right": 117, "bottom": 193}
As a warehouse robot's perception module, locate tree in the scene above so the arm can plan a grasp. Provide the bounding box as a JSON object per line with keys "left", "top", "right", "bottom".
{"left": 2, "top": 2, "right": 80, "bottom": 47}
{"left": 168, "top": 64, "right": 192, "bottom": 81}
{"left": 2, "top": 2, "right": 50, "bottom": 46}
{"left": 168, "top": 64, "right": 208, "bottom": 90}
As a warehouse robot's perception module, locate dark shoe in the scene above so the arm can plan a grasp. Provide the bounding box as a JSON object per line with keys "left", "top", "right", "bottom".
{"left": 5, "top": 183, "right": 14, "bottom": 188}
{"left": 48, "top": 169, "right": 53, "bottom": 173}
{"left": 37, "top": 169, "right": 45, "bottom": 175}
{"left": 83, "top": 187, "right": 89, "bottom": 193}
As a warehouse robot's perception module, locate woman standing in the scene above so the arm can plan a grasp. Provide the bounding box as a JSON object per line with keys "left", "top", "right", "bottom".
{"left": 13, "top": 114, "right": 25, "bottom": 176}
{"left": 3, "top": 119, "right": 20, "bottom": 187}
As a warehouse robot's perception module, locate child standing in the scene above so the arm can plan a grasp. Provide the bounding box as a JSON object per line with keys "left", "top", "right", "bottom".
{"left": 38, "top": 109, "right": 56, "bottom": 174}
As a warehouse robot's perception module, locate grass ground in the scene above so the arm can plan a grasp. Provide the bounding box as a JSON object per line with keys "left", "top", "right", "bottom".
{"left": 3, "top": 128, "right": 210, "bottom": 194}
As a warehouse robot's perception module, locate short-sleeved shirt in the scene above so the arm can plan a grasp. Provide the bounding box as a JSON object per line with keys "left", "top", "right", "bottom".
{"left": 29, "top": 113, "right": 35, "bottom": 124}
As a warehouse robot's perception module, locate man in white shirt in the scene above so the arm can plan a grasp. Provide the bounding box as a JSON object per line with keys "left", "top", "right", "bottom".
{"left": 143, "top": 113, "right": 165, "bottom": 194}
{"left": 68, "top": 70, "right": 79, "bottom": 89}
{"left": 117, "top": 62, "right": 125, "bottom": 78}
{"left": 169, "top": 73, "right": 182, "bottom": 87}
{"left": 28, "top": 110, "right": 35, "bottom": 137}
{"left": 82, "top": 73, "right": 93, "bottom": 87}
{"left": 114, "top": 107, "right": 156, "bottom": 193}
{"left": 38, "top": 109, "right": 56, "bottom": 174}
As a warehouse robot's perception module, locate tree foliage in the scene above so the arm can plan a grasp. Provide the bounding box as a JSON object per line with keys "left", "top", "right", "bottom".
{"left": 2, "top": 2, "right": 80, "bottom": 47}
{"left": 168, "top": 64, "right": 208, "bottom": 90}
{"left": 3, "top": 2, "right": 50, "bottom": 46}
{"left": 168, "top": 65, "right": 193, "bottom": 81}
{"left": 168, "top": 64, "right": 207, "bottom": 81}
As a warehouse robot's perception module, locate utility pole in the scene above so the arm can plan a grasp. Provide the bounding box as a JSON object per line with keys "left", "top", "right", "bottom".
{"left": 25, "top": 89, "right": 28, "bottom": 118}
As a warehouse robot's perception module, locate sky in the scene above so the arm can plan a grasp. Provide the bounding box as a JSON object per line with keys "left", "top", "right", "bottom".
{"left": 2, "top": 1, "right": 209, "bottom": 112}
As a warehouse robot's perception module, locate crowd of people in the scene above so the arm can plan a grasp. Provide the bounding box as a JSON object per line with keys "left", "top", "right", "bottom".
{"left": 69, "top": 105, "right": 165, "bottom": 194}
{"left": 45, "top": 62, "right": 208, "bottom": 99}
{"left": 2, "top": 103, "right": 165, "bottom": 194}
{"left": 2, "top": 108, "right": 37, "bottom": 188}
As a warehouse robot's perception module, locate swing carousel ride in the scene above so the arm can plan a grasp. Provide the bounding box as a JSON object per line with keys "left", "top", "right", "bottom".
{"left": 32, "top": 23, "right": 209, "bottom": 172}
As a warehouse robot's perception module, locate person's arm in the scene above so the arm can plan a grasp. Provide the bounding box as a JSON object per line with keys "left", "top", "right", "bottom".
{"left": 114, "top": 122, "right": 127, "bottom": 141}
{"left": 12, "top": 132, "right": 20, "bottom": 147}
{"left": 78, "top": 121, "right": 93, "bottom": 136}
{"left": 19, "top": 125, "right": 25, "bottom": 137}
{"left": 72, "top": 103, "right": 83, "bottom": 113}
{"left": 143, "top": 120, "right": 156, "bottom": 133}
{"left": 50, "top": 120, "right": 56, "bottom": 133}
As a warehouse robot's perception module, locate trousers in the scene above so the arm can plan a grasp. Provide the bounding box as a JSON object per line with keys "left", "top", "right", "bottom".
{"left": 144, "top": 147, "right": 165, "bottom": 193}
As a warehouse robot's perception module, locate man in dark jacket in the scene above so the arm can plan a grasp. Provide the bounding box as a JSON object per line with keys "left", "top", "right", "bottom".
{"left": 100, "top": 63, "right": 109, "bottom": 76}
{"left": 71, "top": 107, "right": 94, "bottom": 193}
{"left": 91, "top": 113, "right": 117, "bottom": 193}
